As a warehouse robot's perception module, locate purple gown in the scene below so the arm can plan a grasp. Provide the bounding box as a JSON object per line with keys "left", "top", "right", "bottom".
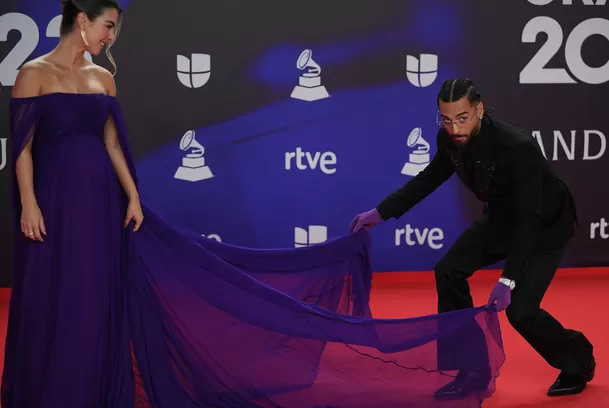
{"left": 1, "top": 93, "right": 505, "bottom": 407}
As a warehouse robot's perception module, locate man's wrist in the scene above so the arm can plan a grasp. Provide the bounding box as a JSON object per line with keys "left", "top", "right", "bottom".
{"left": 375, "top": 205, "right": 391, "bottom": 221}
{"left": 499, "top": 276, "right": 516, "bottom": 290}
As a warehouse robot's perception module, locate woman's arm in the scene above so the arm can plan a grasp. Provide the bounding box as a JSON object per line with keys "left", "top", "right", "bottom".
{"left": 101, "top": 69, "right": 137, "bottom": 200}
{"left": 12, "top": 63, "right": 46, "bottom": 241}
{"left": 99, "top": 68, "right": 144, "bottom": 231}
{"left": 103, "top": 111, "right": 138, "bottom": 201}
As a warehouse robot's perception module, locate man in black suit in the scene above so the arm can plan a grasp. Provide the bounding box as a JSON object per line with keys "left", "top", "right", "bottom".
{"left": 350, "top": 78, "right": 596, "bottom": 399}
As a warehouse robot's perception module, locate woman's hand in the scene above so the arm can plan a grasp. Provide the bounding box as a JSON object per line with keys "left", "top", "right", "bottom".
{"left": 124, "top": 197, "right": 144, "bottom": 232}
{"left": 21, "top": 202, "right": 46, "bottom": 242}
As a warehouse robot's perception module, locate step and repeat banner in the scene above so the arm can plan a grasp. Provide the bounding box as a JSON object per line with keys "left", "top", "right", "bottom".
{"left": 0, "top": 0, "right": 607, "bottom": 286}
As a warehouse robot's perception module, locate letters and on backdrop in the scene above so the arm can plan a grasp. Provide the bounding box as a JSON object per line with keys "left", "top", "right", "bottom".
{"left": 0, "top": 0, "right": 607, "bottom": 286}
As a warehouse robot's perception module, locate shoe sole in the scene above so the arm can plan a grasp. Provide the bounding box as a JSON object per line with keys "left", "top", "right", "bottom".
{"left": 547, "top": 383, "right": 586, "bottom": 397}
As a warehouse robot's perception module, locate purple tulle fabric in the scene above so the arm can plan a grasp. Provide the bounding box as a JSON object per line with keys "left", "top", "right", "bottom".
{"left": 1, "top": 93, "right": 505, "bottom": 407}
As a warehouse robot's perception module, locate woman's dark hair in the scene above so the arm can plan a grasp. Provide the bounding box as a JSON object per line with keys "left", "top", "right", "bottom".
{"left": 60, "top": 0, "right": 122, "bottom": 36}
{"left": 59, "top": 0, "right": 123, "bottom": 75}
{"left": 437, "top": 78, "right": 481, "bottom": 107}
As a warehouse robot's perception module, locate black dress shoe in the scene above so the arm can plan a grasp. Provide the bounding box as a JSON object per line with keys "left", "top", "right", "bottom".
{"left": 548, "top": 355, "right": 597, "bottom": 397}
{"left": 583, "top": 356, "right": 596, "bottom": 383}
{"left": 434, "top": 371, "right": 490, "bottom": 400}
{"left": 547, "top": 371, "right": 587, "bottom": 397}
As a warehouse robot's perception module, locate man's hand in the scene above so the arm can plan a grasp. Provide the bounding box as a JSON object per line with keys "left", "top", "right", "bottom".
{"left": 487, "top": 281, "right": 511, "bottom": 312}
{"left": 349, "top": 208, "right": 382, "bottom": 232}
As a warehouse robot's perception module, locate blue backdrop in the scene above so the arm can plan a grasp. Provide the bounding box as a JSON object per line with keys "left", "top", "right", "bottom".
{"left": 0, "top": 0, "right": 607, "bottom": 285}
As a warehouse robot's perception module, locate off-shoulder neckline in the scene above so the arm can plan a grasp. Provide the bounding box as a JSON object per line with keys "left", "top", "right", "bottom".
{"left": 10, "top": 92, "right": 116, "bottom": 101}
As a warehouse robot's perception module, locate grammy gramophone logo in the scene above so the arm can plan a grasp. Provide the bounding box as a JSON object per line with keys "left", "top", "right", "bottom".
{"left": 290, "top": 49, "right": 330, "bottom": 102}
{"left": 401, "top": 127, "right": 430, "bottom": 177}
{"left": 174, "top": 130, "right": 214, "bottom": 182}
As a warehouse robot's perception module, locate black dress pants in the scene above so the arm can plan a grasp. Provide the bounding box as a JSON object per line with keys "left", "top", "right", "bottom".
{"left": 435, "top": 215, "right": 593, "bottom": 378}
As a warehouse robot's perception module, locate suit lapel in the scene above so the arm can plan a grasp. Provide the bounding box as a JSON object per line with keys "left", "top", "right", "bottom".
{"left": 444, "top": 116, "right": 497, "bottom": 200}
{"left": 471, "top": 117, "right": 497, "bottom": 200}
{"left": 445, "top": 149, "right": 472, "bottom": 190}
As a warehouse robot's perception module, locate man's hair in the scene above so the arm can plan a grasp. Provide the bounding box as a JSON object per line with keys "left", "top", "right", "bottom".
{"left": 437, "top": 78, "right": 481, "bottom": 107}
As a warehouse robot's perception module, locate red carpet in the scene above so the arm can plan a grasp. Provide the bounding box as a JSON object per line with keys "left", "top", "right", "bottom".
{"left": 0, "top": 267, "right": 606, "bottom": 407}
{"left": 370, "top": 267, "right": 609, "bottom": 407}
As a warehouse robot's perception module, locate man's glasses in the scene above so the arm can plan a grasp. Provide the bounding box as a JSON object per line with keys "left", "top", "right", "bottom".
{"left": 436, "top": 103, "right": 480, "bottom": 128}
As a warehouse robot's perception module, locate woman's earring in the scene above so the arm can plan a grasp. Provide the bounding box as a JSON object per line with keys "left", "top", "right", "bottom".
{"left": 81, "top": 29, "right": 90, "bottom": 46}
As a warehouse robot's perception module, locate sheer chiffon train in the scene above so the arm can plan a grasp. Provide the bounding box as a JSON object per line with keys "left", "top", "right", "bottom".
{"left": 1, "top": 93, "right": 505, "bottom": 408}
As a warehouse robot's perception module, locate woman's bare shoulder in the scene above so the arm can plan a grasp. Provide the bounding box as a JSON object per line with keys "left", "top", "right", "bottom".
{"left": 84, "top": 61, "right": 117, "bottom": 96}
{"left": 12, "top": 57, "right": 50, "bottom": 98}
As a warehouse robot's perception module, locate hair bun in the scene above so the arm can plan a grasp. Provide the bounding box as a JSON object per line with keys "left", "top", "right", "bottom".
{"left": 61, "top": 0, "right": 82, "bottom": 11}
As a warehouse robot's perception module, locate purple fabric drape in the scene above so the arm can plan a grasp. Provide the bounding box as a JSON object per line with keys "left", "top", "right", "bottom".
{"left": 1, "top": 93, "right": 505, "bottom": 408}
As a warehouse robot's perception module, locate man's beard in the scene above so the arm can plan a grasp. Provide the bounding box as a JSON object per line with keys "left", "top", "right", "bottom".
{"left": 453, "top": 126, "right": 481, "bottom": 149}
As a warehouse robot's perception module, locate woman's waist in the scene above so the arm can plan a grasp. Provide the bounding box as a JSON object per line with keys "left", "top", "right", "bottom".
{"left": 32, "top": 142, "right": 115, "bottom": 180}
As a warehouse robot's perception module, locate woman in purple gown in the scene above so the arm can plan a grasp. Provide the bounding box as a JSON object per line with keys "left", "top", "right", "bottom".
{"left": 1, "top": 1, "right": 505, "bottom": 407}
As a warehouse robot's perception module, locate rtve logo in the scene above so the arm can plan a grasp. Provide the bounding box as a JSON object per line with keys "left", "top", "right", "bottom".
{"left": 395, "top": 224, "right": 444, "bottom": 249}
{"left": 590, "top": 218, "right": 609, "bottom": 239}
{"left": 285, "top": 147, "right": 337, "bottom": 175}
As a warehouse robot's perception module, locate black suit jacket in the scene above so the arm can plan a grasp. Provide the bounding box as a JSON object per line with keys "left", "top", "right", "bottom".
{"left": 376, "top": 115, "right": 577, "bottom": 282}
